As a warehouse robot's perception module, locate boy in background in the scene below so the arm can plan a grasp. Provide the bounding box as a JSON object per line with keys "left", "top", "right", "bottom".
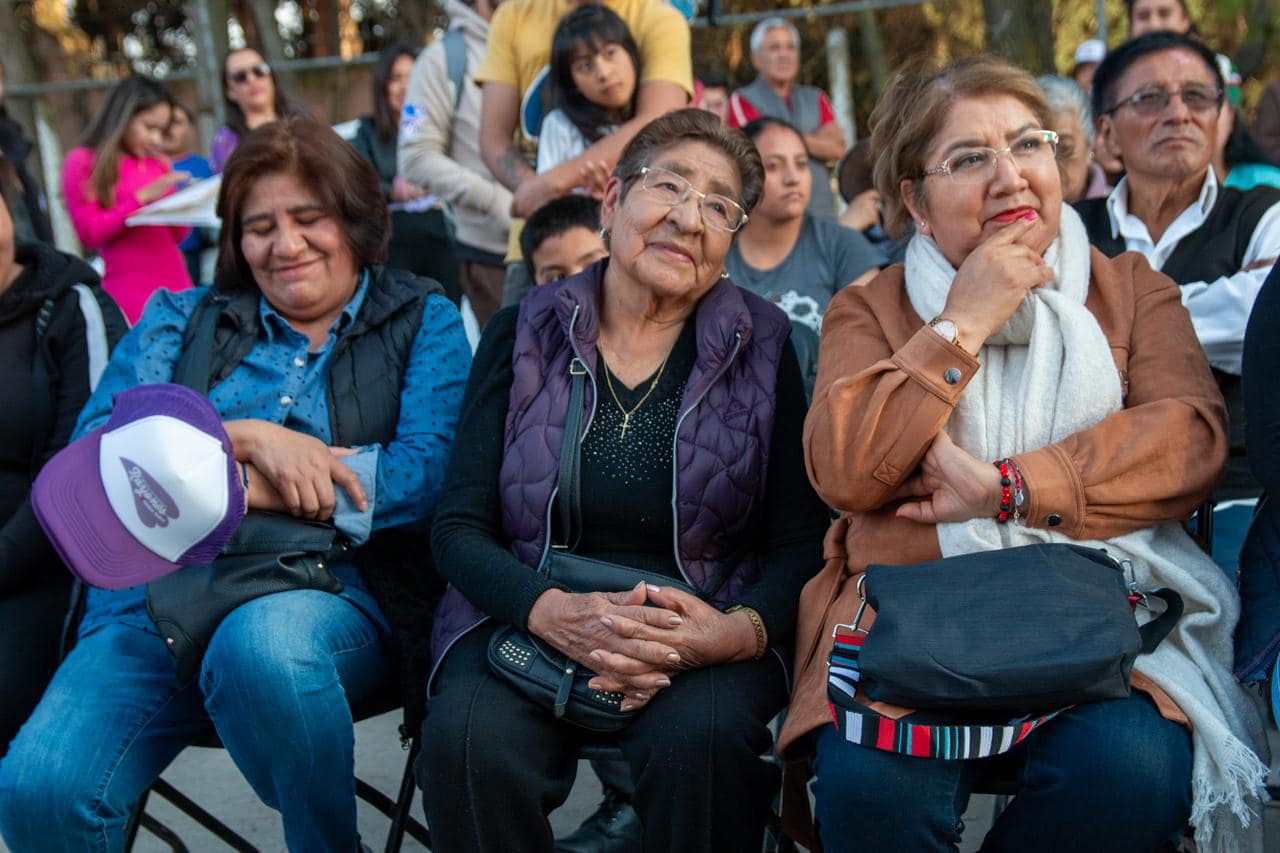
{"left": 521, "top": 195, "right": 608, "bottom": 285}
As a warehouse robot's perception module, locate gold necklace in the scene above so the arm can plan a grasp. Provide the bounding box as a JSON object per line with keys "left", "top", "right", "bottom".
{"left": 599, "top": 349, "right": 670, "bottom": 440}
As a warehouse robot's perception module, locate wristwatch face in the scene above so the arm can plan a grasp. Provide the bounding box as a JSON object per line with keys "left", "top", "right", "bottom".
{"left": 929, "top": 319, "right": 958, "bottom": 343}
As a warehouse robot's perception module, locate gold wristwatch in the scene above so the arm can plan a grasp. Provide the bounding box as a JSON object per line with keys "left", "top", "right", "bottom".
{"left": 927, "top": 316, "right": 959, "bottom": 345}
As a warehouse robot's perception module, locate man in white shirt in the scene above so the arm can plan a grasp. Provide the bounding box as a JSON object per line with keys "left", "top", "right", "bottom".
{"left": 1077, "top": 31, "right": 1280, "bottom": 569}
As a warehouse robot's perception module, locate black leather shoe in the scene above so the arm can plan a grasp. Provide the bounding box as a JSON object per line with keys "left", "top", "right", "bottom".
{"left": 555, "top": 789, "right": 643, "bottom": 853}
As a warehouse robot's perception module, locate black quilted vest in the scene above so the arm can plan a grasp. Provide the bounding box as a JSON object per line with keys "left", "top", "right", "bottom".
{"left": 174, "top": 265, "right": 444, "bottom": 728}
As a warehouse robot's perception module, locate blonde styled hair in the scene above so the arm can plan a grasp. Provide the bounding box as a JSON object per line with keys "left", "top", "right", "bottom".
{"left": 869, "top": 54, "right": 1054, "bottom": 238}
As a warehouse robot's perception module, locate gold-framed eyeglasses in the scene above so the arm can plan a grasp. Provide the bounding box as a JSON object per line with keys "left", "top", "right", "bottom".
{"left": 1102, "top": 85, "right": 1223, "bottom": 117}
{"left": 637, "top": 166, "right": 748, "bottom": 232}
{"left": 922, "top": 130, "right": 1059, "bottom": 185}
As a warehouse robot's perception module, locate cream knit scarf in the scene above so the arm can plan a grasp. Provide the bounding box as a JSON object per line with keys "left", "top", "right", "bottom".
{"left": 903, "top": 205, "right": 1270, "bottom": 852}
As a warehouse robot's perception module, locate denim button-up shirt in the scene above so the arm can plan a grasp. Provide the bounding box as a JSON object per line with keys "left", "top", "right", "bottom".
{"left": 76, "top": 273, "right": 470, "bottom": 637}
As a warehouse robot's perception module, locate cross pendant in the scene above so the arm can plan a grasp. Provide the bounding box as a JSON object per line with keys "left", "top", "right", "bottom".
{"left": 620, "top": 413, "right": 631, "bottom": 440}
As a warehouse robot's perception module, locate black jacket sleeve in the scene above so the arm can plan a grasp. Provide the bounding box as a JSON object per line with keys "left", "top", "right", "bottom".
{"left": 430, "top": 307, "right": 559, "bottom": 628}
{"left": 729, "top": 338, "right": 830, "bottom": 647}
{"left": 1246, "top": 264, "right": 1280, "bottom": 496}
{"left": 0, "top": 286, "right": 127, "bottom": 595}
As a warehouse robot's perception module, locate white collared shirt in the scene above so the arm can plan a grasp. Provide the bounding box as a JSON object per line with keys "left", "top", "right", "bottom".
{"left": 1105, "top": 169, "right": 1280, "bottom": 374}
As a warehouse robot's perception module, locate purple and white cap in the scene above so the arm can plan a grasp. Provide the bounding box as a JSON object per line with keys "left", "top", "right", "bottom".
{"left": 33, "top": 383, "right": 246, "bottom": 590}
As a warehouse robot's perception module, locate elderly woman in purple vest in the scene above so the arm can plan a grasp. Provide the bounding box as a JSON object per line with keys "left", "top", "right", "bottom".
{"left": 421, "top": 108, "right": 829, "bottom": 852}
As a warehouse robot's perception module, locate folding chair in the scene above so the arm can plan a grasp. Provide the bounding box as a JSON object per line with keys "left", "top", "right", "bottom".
{"left": 123, "top": 687, "right": 430, "bottom": 852}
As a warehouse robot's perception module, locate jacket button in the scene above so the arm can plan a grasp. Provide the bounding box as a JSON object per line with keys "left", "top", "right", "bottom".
{"left": 943, "top": 367, "right": 962, "bottom": 385}
{"left": 1046, "top": 513, "right": 1062, "bottom": 527}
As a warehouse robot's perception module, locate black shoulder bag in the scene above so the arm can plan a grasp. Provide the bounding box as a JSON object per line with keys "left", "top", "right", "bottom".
{"left": 486, "top": 357, "right": 695, "bottom": 732}
{"left": 145, "top": 291, "right": 347, "bottom": 682}
{"left": 826, "top": 543, "right": 1183, "bottom": 759}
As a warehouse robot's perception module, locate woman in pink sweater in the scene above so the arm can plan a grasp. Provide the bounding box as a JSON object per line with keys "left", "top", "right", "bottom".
{"left": 62, "top": 76, "right": 191, "bottom": 323}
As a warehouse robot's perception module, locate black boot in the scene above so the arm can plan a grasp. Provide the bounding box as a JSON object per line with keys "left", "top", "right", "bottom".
{"left": 555, "top": 787, "right": 642, "bottom": 853}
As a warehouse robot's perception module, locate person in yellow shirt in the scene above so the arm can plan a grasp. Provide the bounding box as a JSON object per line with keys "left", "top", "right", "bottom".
{"left": 477, "top": 0, "right": 692, "bottom": 308}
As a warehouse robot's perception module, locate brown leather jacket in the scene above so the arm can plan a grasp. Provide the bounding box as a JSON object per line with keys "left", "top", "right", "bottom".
{"left": 778, "top": 249, "right": 1226, "bottom": 770}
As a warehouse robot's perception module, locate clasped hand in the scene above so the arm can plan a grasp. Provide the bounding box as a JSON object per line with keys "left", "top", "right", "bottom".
{"left": 225, "top": 419, "right": 368, "bottom": 520}
{"left": 526, "top": 582, "right": 754, "bottom": 712}
{"left": 894, "top": 431, "right": 1003, "bottom": 525}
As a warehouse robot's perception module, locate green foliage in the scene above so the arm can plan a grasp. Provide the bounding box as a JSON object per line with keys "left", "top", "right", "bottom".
{"left": 692, "top": 0, "right": 1280, "bottom": 134}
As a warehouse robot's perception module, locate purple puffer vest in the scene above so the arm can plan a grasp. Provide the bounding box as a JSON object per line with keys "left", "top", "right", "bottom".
{"left": 429, "top": 261, "right": 792, "bottom": 681}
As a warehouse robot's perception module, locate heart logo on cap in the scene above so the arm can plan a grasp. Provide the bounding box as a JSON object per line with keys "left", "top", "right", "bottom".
{"left": 121, "top": 457, "right": 181, "bottom": 528}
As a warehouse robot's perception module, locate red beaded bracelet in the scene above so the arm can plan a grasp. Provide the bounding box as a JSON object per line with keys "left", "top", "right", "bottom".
{"left": 994, "top": 458, "right": 1026, "bottom": 524}
{"left": 995, "top": 459, "right": 1013, "bottom": 523}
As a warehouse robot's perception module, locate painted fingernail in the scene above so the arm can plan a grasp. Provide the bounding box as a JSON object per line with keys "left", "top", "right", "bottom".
{"left": 1023, "top": 210, "right": 1037, "bottom": 221}
{"left": 666, "top": 652, "right": 681, "bottom": 664}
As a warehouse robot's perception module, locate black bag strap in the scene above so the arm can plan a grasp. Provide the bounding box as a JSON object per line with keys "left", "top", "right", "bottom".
{"left": 172, "top": 289, "right": 224, "bottom": 392}
{"left": 552, "top": 357, "right": 587, "bottom": 553}
{"left": 1137, "top": 588, "right": 1184, "bottom": 654}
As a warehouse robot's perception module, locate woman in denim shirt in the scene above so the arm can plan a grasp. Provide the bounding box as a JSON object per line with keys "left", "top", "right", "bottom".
{"left": 0, "top": 115, "right": 470, "bottom": 852}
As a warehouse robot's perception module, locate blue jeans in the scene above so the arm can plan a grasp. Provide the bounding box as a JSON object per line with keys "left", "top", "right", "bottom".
{"left": 1212, "top": 500, "right": 1258, "bottom": 575}
{"left": 812, "top": 695, "right": 1192, "bottom": 853}
{"left": 0, "top": 590, "right": 388, "bottom": 853}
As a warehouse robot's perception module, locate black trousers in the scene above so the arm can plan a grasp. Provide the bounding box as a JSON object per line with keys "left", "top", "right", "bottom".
{"left": 418, "top": 628, "right": 789, "bottom": 853}
{"left": 0, "top": 575, "right": 71, "bottom": 757}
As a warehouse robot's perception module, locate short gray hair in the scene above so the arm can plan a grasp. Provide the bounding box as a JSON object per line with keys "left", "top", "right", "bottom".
{"left": 1036, "top": 74, "right": 1094, "bottom": 148}
{"left": 750, "top": 17, "right": 800, "bottom": 54}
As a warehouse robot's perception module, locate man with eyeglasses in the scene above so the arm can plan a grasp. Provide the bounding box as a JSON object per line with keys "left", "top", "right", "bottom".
{"left": 1077, "top": 31, "right": 1280, "bottom": 573}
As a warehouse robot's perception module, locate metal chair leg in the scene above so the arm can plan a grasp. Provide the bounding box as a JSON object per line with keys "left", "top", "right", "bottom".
{"left": 383, "top": 736, "right": 431, "bottom": 852}
{"left": 124, "top": 788, "right": 149, "bottom": 850}
{"left": 149, "top": 778, "right": 259, "bottom": 852}
{"left": 137, "top": 814, "right": 192, "bottom": 853}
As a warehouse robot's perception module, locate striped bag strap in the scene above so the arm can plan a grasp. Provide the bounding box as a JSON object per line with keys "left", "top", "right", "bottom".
{"left": 826, "top": 627, "right": 1069, "bottom": 760}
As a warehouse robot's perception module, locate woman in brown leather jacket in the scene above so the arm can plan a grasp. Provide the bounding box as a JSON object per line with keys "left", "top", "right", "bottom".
{"left": 779, "top": 55, "right": 1268, "bottom": 853}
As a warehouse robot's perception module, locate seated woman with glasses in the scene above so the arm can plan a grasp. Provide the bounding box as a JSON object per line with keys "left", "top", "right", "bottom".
{"left": 777, "top": 54, "right": 1269, "bottom": 852}
{"left": 420, "top": 108, "right": 829, "bottom": 852}
{"left": 211, "top": 47, "right": 302, "bottom": 173}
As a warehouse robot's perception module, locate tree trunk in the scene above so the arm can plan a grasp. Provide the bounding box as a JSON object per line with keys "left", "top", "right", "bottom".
{"left": 1235, "top": 0, "right": 1274, "bottom": 79}
{"left": 247, "top": 0, "right": 287, "bottom": 65}
{"left": 982, "top": 0, "right": 1055, "bottom": 76}
{"left": 186, "top": 0, "right": 227, "bottom": 132}
{"left": 856, "top": 9, "right": 888, "bottom": 96}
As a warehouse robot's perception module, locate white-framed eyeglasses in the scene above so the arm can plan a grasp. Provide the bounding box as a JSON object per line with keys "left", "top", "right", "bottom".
{"left": 636, "top": 166, "right": 748, "bottom": 233}
{"left": 922, "top": 130, "right": 1060, "bottom": 185}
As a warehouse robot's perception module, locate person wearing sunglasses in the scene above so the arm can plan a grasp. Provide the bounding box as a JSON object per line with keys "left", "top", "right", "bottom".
{"left": 421, "top": 108, "right": 828, "bottom": 852}
{"left": 1078, "top": 32, "right": 1280, "bottom": 576}
{"left": 211, "top": 47, "right": 300, "bottom": 173}
{"left": 778, "top": 53, "right": 1265, "bottom": 853}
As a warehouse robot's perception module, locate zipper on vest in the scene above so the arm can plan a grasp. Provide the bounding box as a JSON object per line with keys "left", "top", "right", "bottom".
{"left": 669, "top": 330, "right": 742, "bottom": 588}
